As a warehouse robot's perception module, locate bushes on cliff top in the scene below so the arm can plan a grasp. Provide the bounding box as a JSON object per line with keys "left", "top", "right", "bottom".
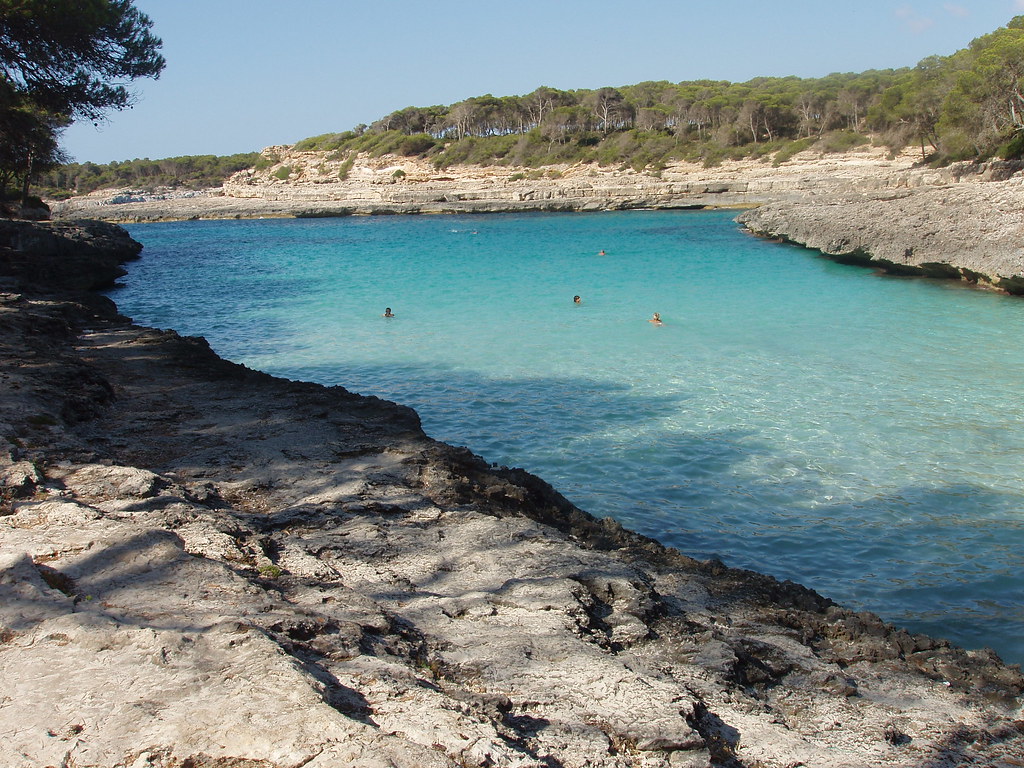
{"left": 289, "top": 15, "right": 1024, "bottom": 169}
{"left": 398, "top": 134, "right": 438, "bottom": 156}
{"left": 293, "top": 132, "right": 358, "bottom": 152}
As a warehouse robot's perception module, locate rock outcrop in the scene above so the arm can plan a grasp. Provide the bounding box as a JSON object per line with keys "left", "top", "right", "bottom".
{"left": 49, "top": 145, "right": 956, "bottom": 223}
{"left": 0, "top": 218, "right": 142, "bottom": 292}
{"left": 737, "top": 178, "right": 1024, "bottom": 294}
{"left": 3, "top": 223, "right": 1024, "bottom": 764}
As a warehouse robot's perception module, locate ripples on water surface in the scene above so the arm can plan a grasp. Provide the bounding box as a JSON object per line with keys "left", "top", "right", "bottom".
{"left": 116, "top": 210, "right": 1024, "bottom": 664}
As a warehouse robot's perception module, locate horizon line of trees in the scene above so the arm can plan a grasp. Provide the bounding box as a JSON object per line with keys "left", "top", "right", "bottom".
{"left": 36, "top": 153, "right": 260, "bottom": 198}
{"left": 33, "top": 14, "right": 1024, "bottom": 197}
{"left": 293, "top": 15, "right": 1024, "bottom": 170}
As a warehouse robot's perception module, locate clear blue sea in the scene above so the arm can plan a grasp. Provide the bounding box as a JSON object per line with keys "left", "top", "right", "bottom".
{"left": 115, "top": 210, "right": 1024, "bottom": 665}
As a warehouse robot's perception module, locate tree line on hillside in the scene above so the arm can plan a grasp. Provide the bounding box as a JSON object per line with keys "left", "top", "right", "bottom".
{"left": 293, "top": 16, "right": 1024, "bottom": 171}
{"left": 35, "top": 153, "right": 261, "bottom": 198}
{"left": 7, "top": 12, "right": 1024, "bottom": 202}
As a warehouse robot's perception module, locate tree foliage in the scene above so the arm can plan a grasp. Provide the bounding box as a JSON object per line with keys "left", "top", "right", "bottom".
{"left": 0, "top": 0, "right": 164, "bottom": 202}
{"left": 0, "top": 0, "right": 164, "bottom": 119}
{"left": 34, "top": 153, "right": 261, "bottom": 198}
{"left": 286, "top": 15, "right": 1024, "bottom": 170}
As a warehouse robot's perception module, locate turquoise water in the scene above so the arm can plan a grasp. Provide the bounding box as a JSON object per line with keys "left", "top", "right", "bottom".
{"left": 115, "top": 211, "right": 1024, "bottom": 665}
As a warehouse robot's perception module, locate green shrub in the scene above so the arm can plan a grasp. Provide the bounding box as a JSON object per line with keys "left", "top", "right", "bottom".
{"left": 816, "top": 130, "right": 870, "bottom": 154}
{"left": 272, "top": 165, "right": 292, "bottom": 180}
{"left": 772, "top": 137, "right": 817, "bottom": 165}
{"left": 999, "top": 131, "right": 1024, "bottom": 160}
{"left": 293, "top": 132, "right": 356, "bottom": 152}
{"left": 700, "top": 145, "right": 729, "bottom": 168}
{"left": 367, "top": 131, "right": 408, "bottom": 157}
{"left": 399, "top": 134, "right": 437, "bottom": 156}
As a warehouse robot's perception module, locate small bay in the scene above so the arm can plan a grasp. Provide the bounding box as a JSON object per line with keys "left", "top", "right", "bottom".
{"left": 116, "top": 210, "right": 1024, "bottom": 664}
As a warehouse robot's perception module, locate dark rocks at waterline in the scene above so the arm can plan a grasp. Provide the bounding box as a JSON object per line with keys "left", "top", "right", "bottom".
{"left": 0, "top": 218, "right": 142, "bottom": 292}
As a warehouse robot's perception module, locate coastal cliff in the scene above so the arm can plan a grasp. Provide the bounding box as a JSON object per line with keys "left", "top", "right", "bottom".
{"left": 51, "top": 146, "right": 947, "bottom": 221}
{"left": 3, "top": 224, "right": 1024, "bottom": 766}
{"left": 737, "top": 172, "right": 1024, "bottom": 294}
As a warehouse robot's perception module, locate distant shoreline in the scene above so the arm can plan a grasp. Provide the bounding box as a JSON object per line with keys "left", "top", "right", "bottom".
{"left": 49, "top": 144, "right": 929, "bottom": 223}
{"left": 50, "top": 146, "right": 1024, "bottom": 293}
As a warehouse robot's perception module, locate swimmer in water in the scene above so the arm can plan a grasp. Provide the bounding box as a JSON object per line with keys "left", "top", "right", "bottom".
{"left": 383, "top": 307, "right": 394, "bottom": 318}
{"left": 573, "top": 295, "right": 581, "bottom": 304}
{"left": 649, "top": 312, "right": 663, "bottom": 325}
{"left": 598, "top": 250, "right": 606, "bottom": 256}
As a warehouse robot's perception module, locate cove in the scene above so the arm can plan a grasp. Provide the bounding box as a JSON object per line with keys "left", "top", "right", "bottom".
{"left": 113, "top": 209, "right": 1024, "bottom": 665}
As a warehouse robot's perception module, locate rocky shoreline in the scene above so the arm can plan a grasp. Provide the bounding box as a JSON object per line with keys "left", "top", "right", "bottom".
{"left": 737, "top": 179, "right": 1024, "bottom": 294}
{"left": 3, "top": 217, "right": 1023, "bottom": 765}
{"left": 51, "top": 146, "right": 956, "bottom": 223}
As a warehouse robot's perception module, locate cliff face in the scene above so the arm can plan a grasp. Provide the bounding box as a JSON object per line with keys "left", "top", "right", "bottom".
{"left": 51, "top": 144, "right": 965, "bottom": 221}
{"left": 3, "top": 226, "right": 1024, "bottom": 766}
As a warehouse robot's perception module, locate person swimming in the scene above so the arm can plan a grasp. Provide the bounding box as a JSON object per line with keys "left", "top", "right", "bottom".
{"left": 573, "top": 295, "right": 581, "bottom": 304}
{"left": 649, "top": 312, "right": 663, "bottom": 325}
{"left": 598, "top": 250, "right": 606, "bottom": 256}
{"left": 383, "top": 307, "right": 394, "bottom": 318}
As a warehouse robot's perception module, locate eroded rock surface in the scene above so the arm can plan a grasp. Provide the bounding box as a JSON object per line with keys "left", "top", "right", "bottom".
{"left": 2, "top": 221, "right": 1023, "bottom": 767}
{"left": 737, "top": 178, "right": 1024, "bottom": 293}
{"left": 50, "top": 145, "right": 950, "bottom": 225}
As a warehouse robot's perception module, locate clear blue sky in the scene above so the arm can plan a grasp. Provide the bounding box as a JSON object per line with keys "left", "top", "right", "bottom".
{"left": 59, "top": 0, "right": 1024, "bottom": 163}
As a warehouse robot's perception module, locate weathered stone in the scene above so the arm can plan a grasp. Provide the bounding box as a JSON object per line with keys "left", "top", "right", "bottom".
{"left": 737, "top": 181, "right": 1024, "bottom": 291}
{"left": 0, "top": 456, "right": 42, "bottom": 499}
